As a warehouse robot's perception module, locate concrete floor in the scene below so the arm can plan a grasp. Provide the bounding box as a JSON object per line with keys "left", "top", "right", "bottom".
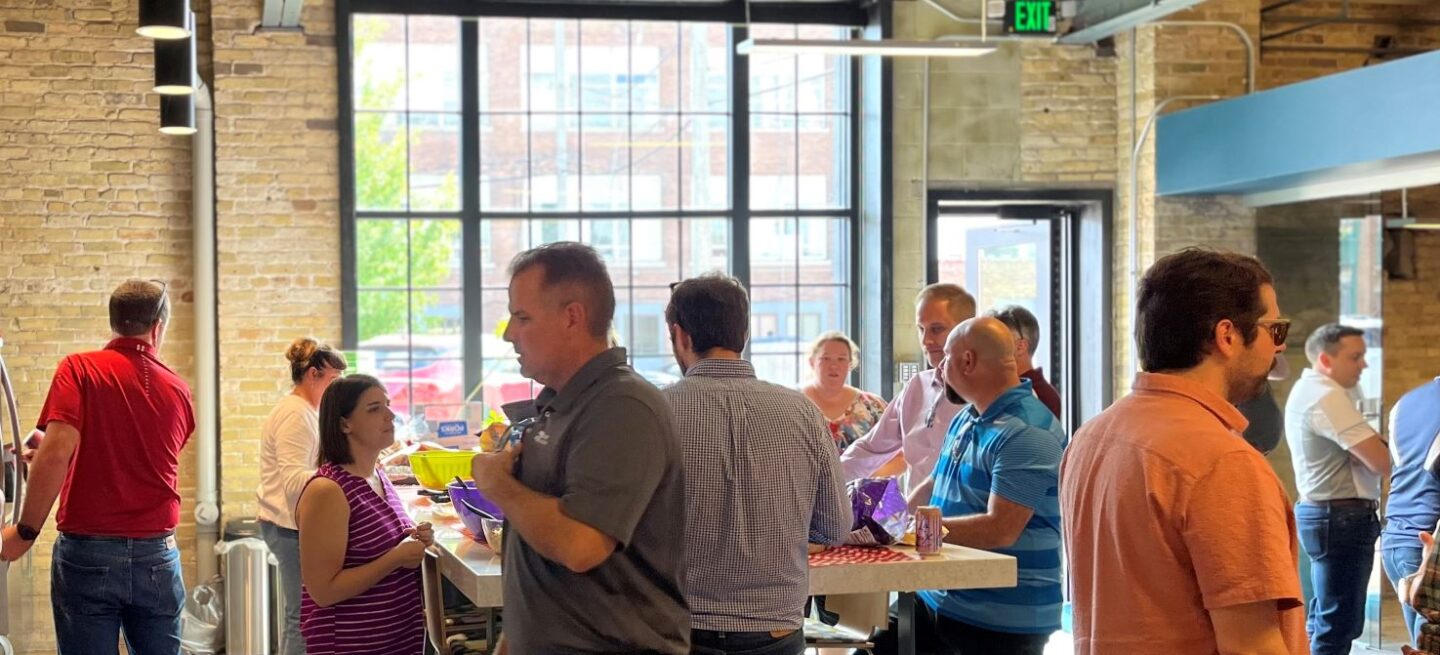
{"left": 0, "top": 554, "right": 1419, "bottom": 655}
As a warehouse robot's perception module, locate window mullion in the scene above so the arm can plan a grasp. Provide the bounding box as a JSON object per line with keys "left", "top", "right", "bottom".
{"left": 730, "top": 24, "right": 751, "bottom": 292}
{"left": 461, "top": 18, "right": 485, "bottom": 398}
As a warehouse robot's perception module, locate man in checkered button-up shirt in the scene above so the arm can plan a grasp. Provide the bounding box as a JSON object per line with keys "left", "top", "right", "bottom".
{"left": 662, "top": 274, "right": 851, "bottom": 655}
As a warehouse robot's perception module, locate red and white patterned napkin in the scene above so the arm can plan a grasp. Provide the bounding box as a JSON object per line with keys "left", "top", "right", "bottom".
{"left": 808, "top": 545, "right": 918, "bottom": 567}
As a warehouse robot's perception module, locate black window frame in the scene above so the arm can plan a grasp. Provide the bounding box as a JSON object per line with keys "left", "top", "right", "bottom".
{"left": 337, "top": 0, "right": 872, "bottom": 399}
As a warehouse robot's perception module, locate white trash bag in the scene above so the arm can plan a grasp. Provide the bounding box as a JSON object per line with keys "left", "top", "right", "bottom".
{"left": 179, "top": 575, "right": 225, "bottom": 655}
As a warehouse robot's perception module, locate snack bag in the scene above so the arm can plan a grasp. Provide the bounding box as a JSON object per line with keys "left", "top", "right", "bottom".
{"left": 477, "top": 409, "right": 510, "bottom": 452}
{"left": 845, "top": 477, "right": 908, "bottom": 546}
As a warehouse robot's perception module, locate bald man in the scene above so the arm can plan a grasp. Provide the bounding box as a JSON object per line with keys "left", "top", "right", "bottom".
{"left": 877, "top": 318, "right": 1069, "bottom": 655}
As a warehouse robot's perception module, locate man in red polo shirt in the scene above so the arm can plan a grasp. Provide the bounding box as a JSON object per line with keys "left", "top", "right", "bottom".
{"left": 1, "top": 279, "right": 195, "bottom": 654}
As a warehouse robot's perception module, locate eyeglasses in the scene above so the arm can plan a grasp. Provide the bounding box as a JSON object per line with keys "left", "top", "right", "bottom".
{"left": 149, "top": 279, "right": 170, "bottom": 325}
{"left": 1256, "top": 318, "right": 1291, "bottom": 347}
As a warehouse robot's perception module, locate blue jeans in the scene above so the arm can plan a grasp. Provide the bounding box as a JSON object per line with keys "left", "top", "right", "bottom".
{"left": 871, "top": 599, "right": 1050, "bottom": 655}
{"left": 260, "top": 520, "right": 305, "bottom": 655}
{"left": 52, "top": 532, "right": 185, "bottom": 655}
{"left": 1382, "top": 545, "right": 1427, "bottom": 645}
{"left": 1296, "top": 502, "right": 1381, "bottom": 655}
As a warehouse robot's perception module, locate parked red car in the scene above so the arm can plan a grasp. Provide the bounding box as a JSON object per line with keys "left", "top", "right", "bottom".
{"left": 360, "top": 334, "right": 537, "bottom": 417}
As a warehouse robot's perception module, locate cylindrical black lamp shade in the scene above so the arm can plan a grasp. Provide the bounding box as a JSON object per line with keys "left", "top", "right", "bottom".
{"left": 138, "top": 0, "right": 191, "bottom": 39}
{"left": 160, "top": 94, "right": 196, "bottom": 135}
{"left": 154, "top": 23, "right": 196, "bottom": 95}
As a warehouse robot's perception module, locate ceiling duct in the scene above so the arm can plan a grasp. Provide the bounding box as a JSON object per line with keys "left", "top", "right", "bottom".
{"left": 1058, "top": 0, "right": 1209, "bottom": 44}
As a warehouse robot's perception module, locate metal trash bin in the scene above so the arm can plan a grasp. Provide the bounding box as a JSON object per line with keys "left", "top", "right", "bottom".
{"left": 216, "top": 519, "right": 273, "bottom": 655}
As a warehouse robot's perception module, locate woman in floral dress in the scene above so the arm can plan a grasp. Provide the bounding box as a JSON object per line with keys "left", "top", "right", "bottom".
{"left": 801, "top": 331, "right": 888, "bottom": 452}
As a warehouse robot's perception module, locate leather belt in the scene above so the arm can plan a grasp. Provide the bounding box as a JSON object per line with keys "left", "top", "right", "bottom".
{"left": 1304, "top": 498, "right": 1378, "bottom": 510}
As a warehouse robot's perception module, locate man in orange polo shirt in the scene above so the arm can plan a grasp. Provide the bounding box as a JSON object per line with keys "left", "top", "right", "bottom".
{"left": 1061, "top": 249, "right": 1304, "bottom": 654}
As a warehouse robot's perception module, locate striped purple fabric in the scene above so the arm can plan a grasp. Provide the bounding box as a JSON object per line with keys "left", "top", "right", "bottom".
{"left": 300, "top": 463, "right": 425, "bottom": 655}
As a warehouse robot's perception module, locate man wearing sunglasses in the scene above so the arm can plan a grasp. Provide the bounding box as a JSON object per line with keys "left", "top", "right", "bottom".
{"left": 0, "top": 279, "right": 195, "bottom": 653}
{"left": 1283, "top": 323, "right": 1389, "bottom": 655}
{"left": 1062, "top": 248, "right": 1306, "bottom": 655}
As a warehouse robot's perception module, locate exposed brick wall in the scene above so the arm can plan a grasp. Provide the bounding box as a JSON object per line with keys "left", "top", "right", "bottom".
{"left": 0, "top": 0, "right": 199, "bottom": 564}
{"left": 1019, "top": 40, "right": 1117, "bottom": 184}
{"left": 0, "top": 1, "right": 210, "bottom": 650}
{"left": 1382, "top": 185, "right": 1440, "bottom": 412}
{"left": 210, "top": 0, "right": 341, "bottom": 521}
{"left": 1106, "top": 0, "right": 1259, "bottom": 396}
{"left": 1260, "top": 1, "right": 1440, "bottom": 90}
{"left": 1, "top": 0, "right": 338, "bottom": 649}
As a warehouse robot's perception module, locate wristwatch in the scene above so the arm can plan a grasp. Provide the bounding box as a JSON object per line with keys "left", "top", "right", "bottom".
{"left": 15, "top": 523, "right": 40, "bottom": 541}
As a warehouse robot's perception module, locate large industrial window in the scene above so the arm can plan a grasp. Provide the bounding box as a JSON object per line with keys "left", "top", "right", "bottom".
{"left": 342, "top": 12, "right": 858, "bottom": 421}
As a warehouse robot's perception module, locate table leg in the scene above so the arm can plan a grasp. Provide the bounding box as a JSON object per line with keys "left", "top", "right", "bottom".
{"left": 486, "top": 607, "right": 496, "bottom": 653}
{"left": 898, "top": 591, "right": 916, "bottom": 655}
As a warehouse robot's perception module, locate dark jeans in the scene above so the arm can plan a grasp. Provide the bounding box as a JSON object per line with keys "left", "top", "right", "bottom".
{"left": 869, "top": 601, "right": 1049, "bottom": 655}
{"left": 1383, "top": 545, "right": 1428, "bottom": 645}
{"left": 1296, "top": 502, "right": 1381, "bottom": 655}
{"left": 52, "top": 532, "right": 185, "bottom": 655}
{"left": 690, "top": 628, "right": 805, "bottom": 655}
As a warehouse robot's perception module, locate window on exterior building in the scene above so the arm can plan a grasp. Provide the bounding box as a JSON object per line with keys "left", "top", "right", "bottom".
{"left": 345, "top": 13, "right": 857, "bottom": 417}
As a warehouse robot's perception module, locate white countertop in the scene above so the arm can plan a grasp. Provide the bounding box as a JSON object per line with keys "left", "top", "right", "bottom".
{"left": 809, "top": 544, "right": 1016, "bottom": 596}
{"left": 400, "top": 486, "right": 1017, "bottom": 609}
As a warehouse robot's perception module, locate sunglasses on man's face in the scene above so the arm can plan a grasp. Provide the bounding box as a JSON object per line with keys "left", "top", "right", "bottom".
{"left": 149, "top": 279, "right": 170, "bottom": 324}
{"left": 1257, "top": 318, "right": 1291, "bottom": 347}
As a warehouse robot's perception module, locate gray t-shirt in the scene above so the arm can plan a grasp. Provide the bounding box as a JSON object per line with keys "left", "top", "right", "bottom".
{"left": 501, "top": 348, "right": 690, "bottom": 654}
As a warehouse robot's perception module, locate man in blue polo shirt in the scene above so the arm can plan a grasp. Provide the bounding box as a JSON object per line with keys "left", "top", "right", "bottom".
{"left": 1383, "top": 375, "right": 1440, "bottom": 644}
{"left": 892, "top": 316, "right": 1067, "bottom": 655}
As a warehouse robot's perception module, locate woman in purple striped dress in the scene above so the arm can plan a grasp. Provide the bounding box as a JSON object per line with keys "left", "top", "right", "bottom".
{"left": 295, "top": 374, "right": 430, "bottom": 654}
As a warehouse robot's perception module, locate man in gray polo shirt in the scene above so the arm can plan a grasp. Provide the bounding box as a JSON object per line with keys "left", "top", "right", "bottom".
{"left": 662, "top": 274, "right": 850, "bottom": 655}
{"left": 471, "top": 242, "right": 689, "bottom": 654}
{"left": 1284, "top": 323, "right": 1389, "bottom": 655}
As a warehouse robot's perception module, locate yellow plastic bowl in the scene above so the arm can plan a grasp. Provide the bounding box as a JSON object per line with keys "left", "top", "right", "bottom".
{"left": 410, "top": 450, "right": 476, "bottom": 490}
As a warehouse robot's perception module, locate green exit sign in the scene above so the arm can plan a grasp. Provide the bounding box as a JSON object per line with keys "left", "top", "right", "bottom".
{"left": 1005, "top": 0, "right": 1056, "bottom": 35}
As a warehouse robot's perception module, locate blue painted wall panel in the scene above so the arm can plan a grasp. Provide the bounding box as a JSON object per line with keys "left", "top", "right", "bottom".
{"left": 1156, "top": 50, "right": 1440, "bottom": 196}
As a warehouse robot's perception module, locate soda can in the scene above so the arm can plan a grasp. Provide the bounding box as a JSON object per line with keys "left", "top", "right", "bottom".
{"left": 916, "top": 505, "right": 943, "bottom": 555}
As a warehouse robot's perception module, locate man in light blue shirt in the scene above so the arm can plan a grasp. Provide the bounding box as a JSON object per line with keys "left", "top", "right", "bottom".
{"left": 1382, "top": 376, "right": 1440, "bottom": 644}
{"left": 892, "top": 317, "right": 1067, "bottom": 655}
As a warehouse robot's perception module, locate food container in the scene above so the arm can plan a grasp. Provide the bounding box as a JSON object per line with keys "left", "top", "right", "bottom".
{"left": 410, "top": 450, "right": 476, "bottom": 490}
{"left": 481, "top": 517, "right": 504, "bottom": 555}
{"left": 448, "top": 480, "right": 504, "bottom": 542}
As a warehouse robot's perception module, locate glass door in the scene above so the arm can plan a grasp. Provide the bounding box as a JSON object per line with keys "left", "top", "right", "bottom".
{"left": 929, "top": 207, "right": 1071, "bottom": 430}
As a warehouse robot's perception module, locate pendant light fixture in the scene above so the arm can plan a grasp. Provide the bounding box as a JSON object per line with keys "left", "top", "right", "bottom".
{"left": 737, "top": 39, "right": 996, "bottom": 57}
{"left": 734, "top": 0, "right": 995, "bottom": 58}
{"left": 153, "top": 12, "right": 196, "bottom": 95}
{"left": 160, "top": 93, "right": 197, "bottom": 135}
{"left": 137, "top": 0, "right": 191, "bottom": 40}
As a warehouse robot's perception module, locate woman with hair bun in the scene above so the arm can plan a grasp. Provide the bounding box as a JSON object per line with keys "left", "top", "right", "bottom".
{"left": 257, "top": 337, "right": 347, "bottom": 655}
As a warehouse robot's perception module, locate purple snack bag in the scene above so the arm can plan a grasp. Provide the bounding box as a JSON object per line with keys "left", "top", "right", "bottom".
{"left": 845, "top": 477, "right": 909, "bottom": 546}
